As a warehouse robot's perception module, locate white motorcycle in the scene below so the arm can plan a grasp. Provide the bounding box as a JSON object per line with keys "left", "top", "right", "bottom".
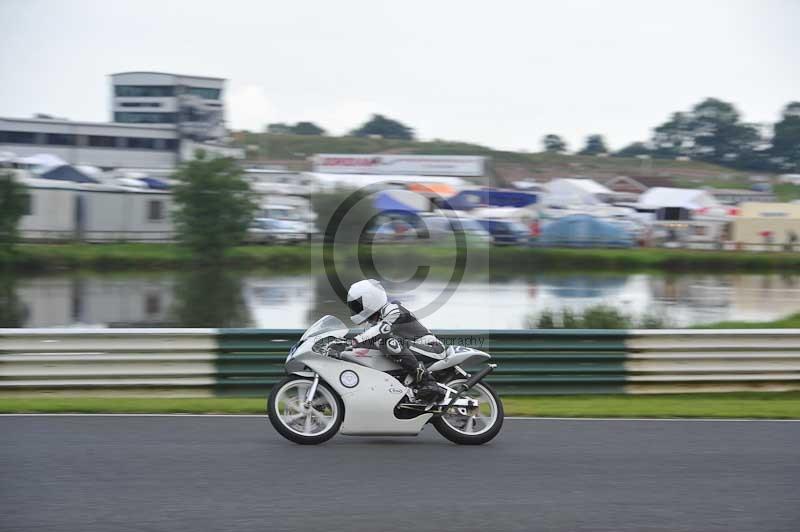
{"left": 267, "top": 315, "right": 504, "bottom": 445}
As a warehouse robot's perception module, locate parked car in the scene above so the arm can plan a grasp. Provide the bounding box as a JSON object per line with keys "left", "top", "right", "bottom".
{"left": 419, "top": 215, "right": 492, "bottom": 246}
{"left": 364, "top": 219, "right": 417, "bottom": 243}
{"left": 477, "top": 219, "right": 531, "bottom": 246}
{"left": 247, "top": 218, "right": 306, "bottom": 244}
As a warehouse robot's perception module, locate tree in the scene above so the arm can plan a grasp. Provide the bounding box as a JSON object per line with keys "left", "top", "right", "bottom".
{"left": 614, "top": 142, "right": 651, "bottom": 158}
{"left": 650, "top": 98, "right": 763, "bottom": 168}
{"left": 351, "top": 114, "right": 415, "bottom": 140}
{"left": 0, "top": 172, "right": 28, "bottom": 257}
{"left": 542, "top": 134, "right": 567, "bottom": 153}
{"left": 170, "top": 267, "right": 252, "bottom": 327}
{"left": 292, "top": 121, "right": 326, "bottom": 136}
{"left": 578, "top": 134, "right": 608, "bottom": 156}
{"left": 771, "top": 102, "right": 800, "bottom": 172}
{"left": 171, "top": 152, "right": 258, "bottom": 262}
{"left": 266, "top": 123, "right": 293, "bottom": 134}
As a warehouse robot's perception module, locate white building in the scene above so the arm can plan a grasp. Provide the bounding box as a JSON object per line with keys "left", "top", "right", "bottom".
{"left": 111, "top": 71, "right": 226, "bottom": 142}
{"left": 0, "top": 71, "right": 242, "bottom": 170}
{"left": 0, "top": 117, "right": 180, "bottom": 169}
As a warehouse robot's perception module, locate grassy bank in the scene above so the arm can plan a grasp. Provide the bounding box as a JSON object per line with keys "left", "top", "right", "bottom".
{"left": 2, "top": 392, "right": 798, "bottom": 418}
{"left": 6, "top": 243, "right": 800, "bottom": 273}
{"left": 699, "top": 312, "right": 800, "bottom": 329}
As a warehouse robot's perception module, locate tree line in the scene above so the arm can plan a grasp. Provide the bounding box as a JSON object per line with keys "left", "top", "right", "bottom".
{"left": 266, "top": 114, "right": 415, "bottom": 141}
{"left": 543, "top": 98, "right": 800, "bottom": 173}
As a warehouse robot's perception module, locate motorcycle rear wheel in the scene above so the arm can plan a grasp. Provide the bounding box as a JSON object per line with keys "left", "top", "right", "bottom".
{"left": 433, "top": 380, "right": 503, "bottom": 445}
{"left": 268, "top": 376, "right": 344, "bottom": 445}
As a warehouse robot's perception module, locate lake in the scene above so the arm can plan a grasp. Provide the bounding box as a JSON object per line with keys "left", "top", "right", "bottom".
{"left": 4, "top": 271, "right": 800, "bottom": 329}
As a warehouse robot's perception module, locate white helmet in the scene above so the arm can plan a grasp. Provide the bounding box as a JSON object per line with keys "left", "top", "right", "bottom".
{"left": 347, "top": 279, "right": 388, "bottom": 324}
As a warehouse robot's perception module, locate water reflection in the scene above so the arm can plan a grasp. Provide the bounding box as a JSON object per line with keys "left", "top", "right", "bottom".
{"left": 6, "top": 271, "right": 800, "bottom": 329}
{"left": 0, "top": 274, "right": 27, "bottom": 327}
{"left": 171, "top": 268, "right": 252, "bottom": 328}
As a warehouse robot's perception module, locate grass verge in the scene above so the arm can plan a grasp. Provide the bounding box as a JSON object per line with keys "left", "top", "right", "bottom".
{"left": 7, "top": 243, "right": 800, "bottom": 273}
{"left": 2, "top": 392, "right": 799, "bottom": 418}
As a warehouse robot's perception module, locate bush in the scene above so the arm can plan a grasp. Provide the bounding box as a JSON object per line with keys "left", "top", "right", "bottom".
{"left": 529, "top": 304, "right": 670, "bottom": 329}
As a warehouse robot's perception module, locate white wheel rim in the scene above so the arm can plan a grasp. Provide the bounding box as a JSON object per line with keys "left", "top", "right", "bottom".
{"left": 274, "top": 380, "right": 338, "bottom": 437}
{"left": 441, "top": 380, "right": 498, "bottom": 436}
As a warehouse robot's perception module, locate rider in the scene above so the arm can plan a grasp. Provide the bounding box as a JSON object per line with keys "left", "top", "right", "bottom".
{"left": 345, "top": 279, "right": 445, "bottom": 400}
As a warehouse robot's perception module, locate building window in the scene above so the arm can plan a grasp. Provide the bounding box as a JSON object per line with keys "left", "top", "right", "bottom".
{"left": 114, "top": 85, "right": 175, "bottom": 97}
{"left": 164, "top": 139, "right": 178, "bottom": 150}
{"left": 0, "top": 131, "right": 37, "bottom": 144}
{"left": 147, "top": 200, "right": 165, "bottom": 221}
{"left": 184, "top": 87, "right": 221, "bottom": 100}
{"left": 46, "top": 133, "right": 77, "bottom": 146}
{"left": 126, "top": 137, "right": 156, "bottom": 149}
{"left": 22, "top": 193, "right": 33, "bottom": 215}
{"left": 120, "top": 102, "right": 161, "bottom": 108}
{"left": 88, "top": 135, "right": 117, "bottom": 148}
{"left": 114, "top": 112, "right": 177, "bottom": 124}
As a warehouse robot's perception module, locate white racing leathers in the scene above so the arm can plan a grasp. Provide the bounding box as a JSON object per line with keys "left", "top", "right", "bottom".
{"left": 352, "top": 303, "right": 446, "bottom": 379}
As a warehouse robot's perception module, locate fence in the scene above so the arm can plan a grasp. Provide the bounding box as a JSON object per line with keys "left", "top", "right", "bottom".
{"left": 1, "top": 328, "right": 799, "bottom": 396}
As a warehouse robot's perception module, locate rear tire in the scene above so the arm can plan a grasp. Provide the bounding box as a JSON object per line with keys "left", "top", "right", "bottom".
{"left": 433, "top": 380, "right": 503, "bottom": 445}
{"left": 268, "top": 376, "right": 344, "bottom": 445}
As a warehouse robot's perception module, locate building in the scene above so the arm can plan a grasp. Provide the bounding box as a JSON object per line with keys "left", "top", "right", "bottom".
{"left": 0, "top": 71, "right": 242, "bottom": 170}
{"left": 708, "top": 188, "right": 776, "bottom": 205}
{"left": 730, "top": 202, "right": 800, "bottom": 250}
{"left": 602, "top": 175, "right": 675, "bottom": 201}
{"left": 111, "top": 72, "right": 226, "bottom": 142}
{"left": 0, "top": 116, "right": 179, "bottom": 168}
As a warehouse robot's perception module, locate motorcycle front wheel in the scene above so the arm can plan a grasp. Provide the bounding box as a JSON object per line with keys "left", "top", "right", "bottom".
{"left": 267, "top": 376, "right": 344, "bottom": 445}
{"left": 433, "top": 380, "right": 504, "bottom": 445}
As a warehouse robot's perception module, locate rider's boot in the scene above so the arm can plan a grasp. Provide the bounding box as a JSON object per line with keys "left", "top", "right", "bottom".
{"left": 413, "top": 362, "right": 443, "bottom": 402}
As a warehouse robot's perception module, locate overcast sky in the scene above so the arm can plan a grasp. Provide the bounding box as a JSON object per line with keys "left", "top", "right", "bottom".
{"left": 1, "top": 0, "right": 797, "bottom": 152}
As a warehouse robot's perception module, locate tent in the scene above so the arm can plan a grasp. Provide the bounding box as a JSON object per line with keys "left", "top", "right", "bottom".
{"left": 443, "top": 189, "right": 538, "bottom": 210}
{"left": 39, "top": 165, "right": 98, "bottom": 184}
{"left": 537, "top": 214, "right": 634, "bottom": 248}
{"left": 140, "top": 177, "right": 170, "bottom": 190}
{"left": 374, "top": 190, "right": 423, "bottom": 212}
{"left": 542, "top": 178, "right": 612, "bottom": 206}
{"left": 637, "top": 187, "right": 719, "bottom": 210}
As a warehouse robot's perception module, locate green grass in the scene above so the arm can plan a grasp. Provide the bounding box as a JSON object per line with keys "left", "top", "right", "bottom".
{"left": 2, "top": 392, "right": 799, "bottom": 418}
{"left": 237, "top": 132, "right": 752, "bottom": 182}
{"left": 698, "top": 311, "right": 800, "bottom": 329}
{"left": 7, "top": 242, "right": 800, "bottom": 273}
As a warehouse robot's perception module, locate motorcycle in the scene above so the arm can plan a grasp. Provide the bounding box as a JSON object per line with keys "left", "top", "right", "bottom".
{"left": 267, "top": 315, "right": 504, "bottom": 445}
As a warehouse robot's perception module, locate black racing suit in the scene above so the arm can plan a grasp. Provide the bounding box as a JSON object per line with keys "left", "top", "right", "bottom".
{"left": 352, "top": 302, "right": 445, "bottom": 396}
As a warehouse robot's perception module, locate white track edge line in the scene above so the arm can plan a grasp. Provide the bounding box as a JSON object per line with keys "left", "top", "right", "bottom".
{"left": 0, "top": 413, "right": 798, "bottom": 422}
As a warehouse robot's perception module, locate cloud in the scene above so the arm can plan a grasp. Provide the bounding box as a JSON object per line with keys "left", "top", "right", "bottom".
{"left": 226, "top": 83, "right": 276, "bottom": 131}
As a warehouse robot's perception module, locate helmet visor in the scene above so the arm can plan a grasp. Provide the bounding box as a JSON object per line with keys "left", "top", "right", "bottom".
{"left": 347, "top": 297, "right": 364, "bottom": 316}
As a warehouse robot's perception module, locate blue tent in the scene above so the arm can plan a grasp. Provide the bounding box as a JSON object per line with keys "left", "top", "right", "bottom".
{"left": 443, "top": 189, "right": 537, "bottom": 210}
{"left": 140, "top": 177, "right": 170, "bottom": 190}
{"left": 537, "top": 214, "right": 634, "bottom": 248}
{"left": 39, "top": 165, "right": 98, "bottom": 184}
{"left": 374, "top": 191, "right": 419, "bottom": 212}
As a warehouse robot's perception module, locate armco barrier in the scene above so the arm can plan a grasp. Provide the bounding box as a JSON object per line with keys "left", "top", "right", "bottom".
{"left": 1, "top": 328, "right": 799, "bottom": 396}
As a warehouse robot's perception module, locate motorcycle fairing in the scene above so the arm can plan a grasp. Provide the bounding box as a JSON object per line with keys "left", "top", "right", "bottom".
{"left": 292, "top": 350, "right": 432, "bottom": 436}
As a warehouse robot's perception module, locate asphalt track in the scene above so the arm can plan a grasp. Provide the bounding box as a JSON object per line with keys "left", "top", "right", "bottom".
{"left": 1, "top": 416, "right": 798, "bottom": 532}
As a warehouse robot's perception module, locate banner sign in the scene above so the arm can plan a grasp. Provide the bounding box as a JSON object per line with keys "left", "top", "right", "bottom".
{"left": 312, "top": 154, "right": 485, "bottom": 177}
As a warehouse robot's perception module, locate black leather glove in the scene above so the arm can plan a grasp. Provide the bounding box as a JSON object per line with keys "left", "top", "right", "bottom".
{"left": 328, "top": 339, "right": 351, "bottom": 357}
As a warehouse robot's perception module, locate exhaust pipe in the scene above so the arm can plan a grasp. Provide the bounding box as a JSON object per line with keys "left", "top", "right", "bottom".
{"left": 446, "top": 364, "right": 496, "bottom": 408}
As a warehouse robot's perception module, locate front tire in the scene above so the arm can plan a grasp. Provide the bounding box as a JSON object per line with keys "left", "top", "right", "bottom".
{"left": 433, "top": 380, "right": 503, "bottom": 445}
{"left": 268, "top": 376, "right": 344, "bottom": 445}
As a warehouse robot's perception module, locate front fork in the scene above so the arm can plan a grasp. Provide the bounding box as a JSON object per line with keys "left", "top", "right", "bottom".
{"left": 304, "top": 373, "right": 319, "bottom": 405}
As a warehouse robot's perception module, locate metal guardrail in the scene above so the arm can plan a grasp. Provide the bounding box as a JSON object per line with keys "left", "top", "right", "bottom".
{"left": 1, "top": 328, "right": 799, "bottom": 396}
